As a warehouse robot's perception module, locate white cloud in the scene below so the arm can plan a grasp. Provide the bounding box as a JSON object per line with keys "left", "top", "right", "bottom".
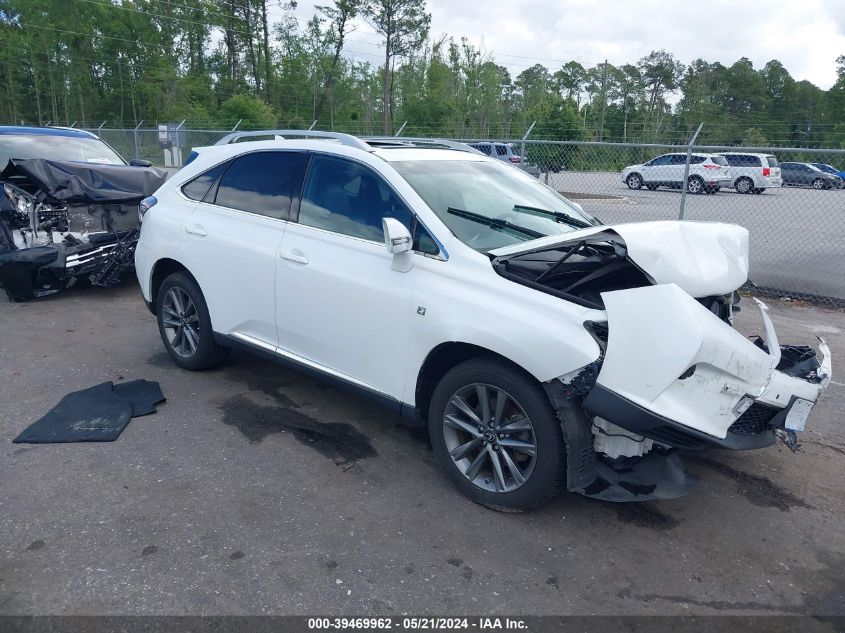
{"left": 295, "top": 0, "right": 845, "bottom": 89}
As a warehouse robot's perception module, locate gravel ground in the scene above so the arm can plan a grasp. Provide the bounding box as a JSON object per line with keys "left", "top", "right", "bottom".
{"left": 0, "top": 282, "right": 843, "bottom": 616}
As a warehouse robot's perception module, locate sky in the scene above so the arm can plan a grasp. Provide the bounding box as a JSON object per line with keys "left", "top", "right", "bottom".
{"left": 281, "top": 0, "right": 845, "bottom": 90}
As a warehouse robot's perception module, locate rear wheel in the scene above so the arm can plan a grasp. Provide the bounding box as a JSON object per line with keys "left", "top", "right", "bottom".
{"left": 687, "top": 175, "right": 705, "bottom": 194}
{"left": 156, "top": 272, "right": 228, "bottom": 370}
{"left": 735, "top": 177, "right": 753, "bottom": 194}
{"left": 428, "top": 357, "right": 565, "bottom": 512}
{"left": 626, "top": 173, "right": 642, "bottom": 190}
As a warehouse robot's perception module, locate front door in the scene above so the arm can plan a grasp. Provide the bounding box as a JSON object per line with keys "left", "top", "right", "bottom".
{"left": 274, "top": 154, "right": 419, "bottom": 401}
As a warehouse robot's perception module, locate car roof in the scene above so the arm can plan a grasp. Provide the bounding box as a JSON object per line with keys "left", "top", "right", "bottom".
{"left": 0, "top": 125, "right": 97, "bottom": 139}
{"left": 717, "top": 151, "right": 772, "bottom": 156}
{"left": 191, "top": 139, "right": 488, "bottom": 164}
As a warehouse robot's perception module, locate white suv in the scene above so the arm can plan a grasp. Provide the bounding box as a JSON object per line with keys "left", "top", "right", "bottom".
{"left": 135, "top": 131, "right": 831, "bottom": 511}
{"left": 718, "top": 152, "right": 782, "bottom": 194}
{"left": 622, "top": 152, "right": 731, "bottom": 194}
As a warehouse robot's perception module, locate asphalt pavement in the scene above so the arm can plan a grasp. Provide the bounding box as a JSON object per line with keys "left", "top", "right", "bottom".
{"left": 0, "top": 283, "right": 843, "bottom": 616}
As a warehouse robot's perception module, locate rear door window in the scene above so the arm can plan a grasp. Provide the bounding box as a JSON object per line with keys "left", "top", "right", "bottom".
{"left": 213, "top": 151, "right": 306, "bottom": 219}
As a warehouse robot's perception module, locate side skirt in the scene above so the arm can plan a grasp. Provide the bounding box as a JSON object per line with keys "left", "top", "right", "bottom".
{"left": 213, "top": 332, "right": 417, "bottom": 421}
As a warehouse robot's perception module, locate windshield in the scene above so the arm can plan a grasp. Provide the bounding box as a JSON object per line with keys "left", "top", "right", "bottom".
{"left": 391, "top": 159, "right": 596, "bottom": 251}
{"left": 0, "top": 134, "right": 125, "bottom": 167}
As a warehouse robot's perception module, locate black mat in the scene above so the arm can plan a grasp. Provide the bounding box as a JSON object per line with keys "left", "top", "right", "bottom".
{"left": 13, "top": 380, "right": 166, "bottom": 444}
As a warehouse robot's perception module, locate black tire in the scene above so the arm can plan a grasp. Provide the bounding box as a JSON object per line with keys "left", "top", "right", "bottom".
{"left": 687, "top": 175, "right": 705, "bottom": 194}
{"left": 428, "top": 356, "right": 565, "bottom": 512}
{"left": 812, "top": 178, "right": 828, "bottom": 190}
{"left": 646, "top": 184, "right": 659, "bottom": 191}
{"left": 735, "top": 177, "right": 753, "bottom": 194}
{"left": 626, "top": 173, "right": 643, "bottom": 190}
{"left": 156, "top": 271, "right": 228, "bottom": 370}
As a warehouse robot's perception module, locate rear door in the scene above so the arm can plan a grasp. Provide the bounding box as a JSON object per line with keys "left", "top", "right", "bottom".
{"left": 180, "top": 150, "right": 307, "bottom": 347}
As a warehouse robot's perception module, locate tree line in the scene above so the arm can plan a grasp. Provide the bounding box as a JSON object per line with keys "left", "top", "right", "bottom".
{"left": 1, "top": 0, "right": 844, "bottom": 147}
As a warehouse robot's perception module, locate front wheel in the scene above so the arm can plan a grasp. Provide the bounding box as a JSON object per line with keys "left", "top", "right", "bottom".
{"left": 813, "top": 178, "right": 827, "bottom": 190}
{"left": 428, "top": 357, "right": 565, "bottom": 512}
{"left": 156, "top": 271, "right": 228, "bottom": 370}
{"left": 626, "top": 173, "right": 642, "bottom": 190}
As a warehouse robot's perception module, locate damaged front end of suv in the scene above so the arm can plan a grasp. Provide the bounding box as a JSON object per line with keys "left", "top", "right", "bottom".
{"left": 0, "top": 159, "right": 166, "bottom": 300}
{"left": 490, "top": 221, "right": 832, "bottom": 502}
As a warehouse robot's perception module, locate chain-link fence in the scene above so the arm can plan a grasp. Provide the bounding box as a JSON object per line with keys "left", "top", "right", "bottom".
{"left": 86, "top": 127, "right": 845, "bottom": 306}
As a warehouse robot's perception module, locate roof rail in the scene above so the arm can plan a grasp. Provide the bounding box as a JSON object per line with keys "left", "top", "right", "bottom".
{"left": 214, "top": 129, "right": 372, "bottom": 151}
{"left": 364, "top": 136, "right": 484, "bottom": 155}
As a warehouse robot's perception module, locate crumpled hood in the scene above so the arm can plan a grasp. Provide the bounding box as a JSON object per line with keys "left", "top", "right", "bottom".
{"left": 1, "top": 158, "right": 166, "bottom": 204}
{"left": 489, "top": 220, "right": 750, "bottom": 298}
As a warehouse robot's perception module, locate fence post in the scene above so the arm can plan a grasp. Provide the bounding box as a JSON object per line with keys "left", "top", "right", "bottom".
{"left": 520, "top": 120, "right": 536, "bottom": 166}
{"left": 394, "top": 121, "right": 407, "bottom": 137}
{"left": 231, "top": 118, "right": 242, "bottom": 132}
{"left": 308, "top": 119, "right": 317, "bottom": 131}
{"left": 133, "top": 120, "right": 144, "bottom": 160}
{"left": 678, "top": 122, "right": 704, "bottom": 220}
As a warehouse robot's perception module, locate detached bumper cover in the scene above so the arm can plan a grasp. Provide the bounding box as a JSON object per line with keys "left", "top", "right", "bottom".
{"left": 588, "top": 284, "right": 831, "bottom": 448}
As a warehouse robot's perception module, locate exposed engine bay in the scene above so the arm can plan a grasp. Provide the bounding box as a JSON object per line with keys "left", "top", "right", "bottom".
{"left": 490, "top": 222, "right": 832, "bottom": 502}
{"left": 0, "top": 158, "right": 166, "bottom": 300}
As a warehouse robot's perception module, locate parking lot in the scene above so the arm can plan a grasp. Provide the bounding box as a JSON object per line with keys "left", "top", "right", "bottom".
{"left": 547, "top": 171, "right": 845, "bottom": 302}
{"left": 1, "top": 282, "right": 843, "bottom": 616}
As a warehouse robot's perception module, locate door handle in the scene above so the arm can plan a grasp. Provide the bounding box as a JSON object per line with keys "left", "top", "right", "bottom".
{"left": 185, "top": 224, "right": 207, "bottom": 237}
{"left": 280, "top": 249, "right": 309, "bottom": 264}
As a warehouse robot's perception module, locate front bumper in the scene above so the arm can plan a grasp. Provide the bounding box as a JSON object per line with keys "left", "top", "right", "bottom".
{"left": 588, "top": 284, "right": 831, "bottom": 448}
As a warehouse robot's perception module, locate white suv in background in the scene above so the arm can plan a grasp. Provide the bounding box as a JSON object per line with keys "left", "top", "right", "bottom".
{"left": 134, "top": 131, "right": 831, "bottom": 511}
{"left": 718, "top": 152, "right": 782, "bottom": 194}
{"left": 622, "top": 152, "right": 731, "bottom": 194}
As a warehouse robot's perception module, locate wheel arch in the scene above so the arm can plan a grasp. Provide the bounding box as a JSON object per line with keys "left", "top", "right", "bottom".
{"left": 149, "top": 258, "right": 198, "bottom": 315}
{"left": 413, "top": 342, "right": 539, "bottom": 425}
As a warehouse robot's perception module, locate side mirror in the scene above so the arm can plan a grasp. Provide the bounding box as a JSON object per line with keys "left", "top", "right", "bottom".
{"left": 383, "top": 217, "right": 412, "bottom": 254}
{"left": 130, "top": 159, "right": 153, "bottom": 167}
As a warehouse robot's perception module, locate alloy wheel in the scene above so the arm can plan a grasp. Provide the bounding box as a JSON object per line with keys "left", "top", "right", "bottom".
{"left": 813, "top": 178, "right": 825, "bottom": 190}
{"left": 688, "top": 177, "right": 703, "bottom": 194}
{"left": 442, "top": 383, "right": 537, "bottom": 493}
{"left": 162, "top": 287, "right": 200, "bottom": 358}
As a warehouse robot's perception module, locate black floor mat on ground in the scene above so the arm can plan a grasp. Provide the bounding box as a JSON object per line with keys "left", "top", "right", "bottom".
{"left": 13, "top": 380, "right": 166, "bottom": 443}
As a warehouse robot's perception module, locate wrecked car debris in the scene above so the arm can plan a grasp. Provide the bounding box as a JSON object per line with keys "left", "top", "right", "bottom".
{"left": 492, "top": 222, "right": 832, "bottom": 502}
{"left": 0, "top": 158, "right": 165, "bottom": 300}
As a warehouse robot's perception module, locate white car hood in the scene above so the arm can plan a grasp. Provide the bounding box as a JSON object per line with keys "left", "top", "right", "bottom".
{"left": 489, "top": 220, "right": 750, "bottom": 298}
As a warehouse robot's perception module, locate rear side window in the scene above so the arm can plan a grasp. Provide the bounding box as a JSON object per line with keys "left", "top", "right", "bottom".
{"left": 766, "top": 156, "right": 778, "bottom": 167}
{"left": 213, "top": 151, "right": 306, "bottom": 219}
{"left": 688, "top": 155, "right": 705, "bottom": 164}
{"left": 181, "top": 161, "right": 229, "bottom": 201}
{"left": 710, "top": 155, "right": 729, "bottom": 167}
